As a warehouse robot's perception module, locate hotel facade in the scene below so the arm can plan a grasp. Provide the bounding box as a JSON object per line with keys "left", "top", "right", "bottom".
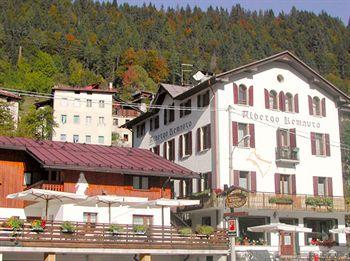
{"left": 127, "top": 51, "right": 350, "bottom": 256}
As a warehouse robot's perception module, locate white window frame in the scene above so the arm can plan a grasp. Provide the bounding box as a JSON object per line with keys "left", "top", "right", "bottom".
{"left": 99, "top": 100, "right": 105, "bottom": 108}
{"left": 73, "top": 115, "right": 80, "bottom": 124}
{"left": 98, "top": 136, "right": 104, "bottom": 144}
{"left": 237, "top": 123, "right": 249, "bottom": 148}
{"left": 85, "top": 135, "right": 91, "bottom": 144}
{"left": 60, "top": 134, "right": 67, "bottom": 142}
{"left": 315, "top": 133, "right": 326, "bottom": 156}
{"left": 238, "top": 84, "right": 248, "bottom": 105}
{"left": 61, "top": 115, "right": 67, "bottom": 124}
{"left": 73, "top": 135, "right": 79, "bottom": 143}
{"left": 73, "top": 98, "right": 80, "bottom": 107}
{"left": 86, "top": 99, "right": 92, "bottom": 107}
{"left": 86, "top": 116, "right": 92, "bottom": 125}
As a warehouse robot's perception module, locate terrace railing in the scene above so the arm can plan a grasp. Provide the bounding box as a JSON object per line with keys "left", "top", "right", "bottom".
{"left": 26, "top": 180, "right": 64, "bottom": 192}
{"left": 0, "top": 219, "right": 228, "bottom": 251}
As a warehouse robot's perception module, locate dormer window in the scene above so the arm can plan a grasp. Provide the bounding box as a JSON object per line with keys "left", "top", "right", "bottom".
{"left": 269, "top": 90, "right": 278, "bottom": 110}
{"left": 308, "top": 96, "right": 326, "bottom": 117}
{"left": 238, "top": 85, "right": 248, "bottom": 105}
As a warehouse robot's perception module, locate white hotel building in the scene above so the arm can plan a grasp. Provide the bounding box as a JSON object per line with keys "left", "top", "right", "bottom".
{"left": 126, "top": 51, "right": 350, "bottom": 255}
{"left": 52, "top": 84, "right": 116, "bottom": 146}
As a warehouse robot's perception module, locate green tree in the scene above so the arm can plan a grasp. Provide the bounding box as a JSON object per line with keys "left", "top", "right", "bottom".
{"left": 0, "top": 101, "right": 16, "bottom": 136}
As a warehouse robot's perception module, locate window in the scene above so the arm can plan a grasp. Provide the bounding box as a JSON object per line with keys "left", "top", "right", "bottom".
{"left": 154, "top": 116, "right": 159, "bottom": 129}
{"left": 60, "top": 134, "right": 67, "bottom": 142}
{"left": 179, "top": 131, "right": 192, "bottom": 158}
{"left": 238, "top": 123, "right": 249, "bottom": 147}
{"left": 85, "top": 116, "right": 91, "bottom": 125}
{"left": 239, "top": 171, "right": 249, "bottom": 190}
{"left": 279, "top": 175, "right": 290, "bottom": 194}
{"left": 269, "top": 90, "right": 278, "bottom": 110}
{"left": 136, "top": 123, "right": 146, "bottom": 137}
{"left": 23, "top": 172, "right": 32, "bottom": 186}
{"left": 61, "top": 98, "right": 68, "bottom": 107}
{"left": 199, "top": 172, "right": 211, "bottom": 192}
{"left": 123, "top": 134, "right": 129, "bottom": 142}
{"left": 169, "top": 103, "right": 175, "bottom": 123}
{"left": 73, "top": 115, "right": 80, "bottom": 124}
{"left": 133, "top": 176, "right": 149, "bottom": 190}
{"left": 86, "top": 99, "right": 92, "bottom": 107}
{"left": 74, "top": 98, "right": 80, "bottom": 107}
{"left": 83, "top": 212, "right": 97, "bottom": 223}
{"left": 315, "top": 133, "right": 325, "bottom": 156}
{"left": 113, "top": 118, "right": 118, "bottom": 126}
{"left": 98, "top": 136, "right": 104, "bottom": 144}
{"left": 238, "top": 84, "right": 248, "bottom": 105}
{"left": 197, "top": 125, "right": 211, "bottom": 152}
{"left": 73, "top": 135, "right": 79, "bottom": 143}
{"left": 313, "top": 176, "right": 332, "bottom": 197}
{"left": 61, "top": 115, "right": 67, "bottom": 124}
{"left": 152, "top": 145, "right": 160, "bottom": 155}
{"left": 285, "top": 93, "right": 293, "bottom": 112}
{"left": 180, "top": 99, "right": 192, "bottom": 118}
{"left": 99, "top": 100, "right": 105, "bottom": 108}
{"left": 313, "top": 97, "right": 321, "bottom": 116}
{"left": 197, "top": 90, "right": 210, "bottom": 108}
{"left": 317, "top": 177, "right": 326, "bottom": 197}
{"left": 311, "top": 132, "right": 330, "bottom": 156}
{"left": 85, "top": 135, "right": 91, "bottom": 144}
{"left": 280, "top": 129, "right": 289, "bottom": 147}
{"left": 163, "top": 139, "right": 175, "bottom": 161}
{"left": 133, "top": 215, "right": 153, "bottom": 226}
{"left": 98, "top": 116, "right": 105, "bottom": 125}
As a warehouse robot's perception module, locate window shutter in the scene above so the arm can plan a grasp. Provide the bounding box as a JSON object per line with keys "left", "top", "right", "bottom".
{"left": 321, "top": 98, "right": 326, "bottom": 117}
{"left": 313, "top": 176, "right": 318, "bottom": 196}
{"left": 249, "top": 124, "right": 255, "bottom": 148}
{"left": 275, "top": 174, "right": 280, "bottom": 194}
{"left": 308, "top": 95, "right": 313, "bottom": 115}
{"left": 206, "top": 125, "right": 211, "bottom": 149}
{"left": 233, "top": 84, "right": 238, "bottom": 104}
{"left": 327, "top": 177, "right": 333, "bottom": 197}
{"left": 291, "top": 175, "right": 296, "bottom": 195}
{"left": 276, "top": 129, "right": 281, "bottom": 147}
{"left": 163, "top": 142, "right": 167, "bottom": 159}
{"left": 264, "top": 89, "right": 269, "bottom": 109}
{"left": 232, "top": 121, "right": 238, "bottom": 146}
{"left": 164, "top": 109, "right": 167, "bottom": 125}
{"left": 279, "top": 91, "right": 285, "bottom": 111}
{"left": 250, "top": 171, "right": 256, "bottom": 193}
{"left": 290, "top": 128, "right": 296, "bottom": 148}
{"left": 189, "top": 131, "right": 193, "bottom": 155}
{"left": 234, "top": 170, "right": 239, "bottom": 187}
{"left": 171, "top": 139, "right": 175, "bottom": 161}
{"left": 196, "top": 128, "right": 201, "bottom": 152}
{"left": 248, "top": 85, "right": 254, "bottom": 106}
{"left": 310, "top": 132, "right": 316, "bottom": 155}
{"left": 325, "top": 134, "right": 330, "bottom": 156}
{"left": 179, "top": 135, "right": 183, "bottom": 159}
{"left": 294, "top": 94, "right": 299, "bottom": 113}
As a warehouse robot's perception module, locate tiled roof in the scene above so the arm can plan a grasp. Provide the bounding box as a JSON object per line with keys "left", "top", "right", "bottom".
{"left": 53, "top": 83, "right": 117, "bottom": 94}
{"left": 0, "top": 89, "right": 21, "bottom": 100}
{"left": 160, "top": 83, "right": 192, "bottom": 98}
{"left": 0, "top": 136, "right": 198, "bottom": 179}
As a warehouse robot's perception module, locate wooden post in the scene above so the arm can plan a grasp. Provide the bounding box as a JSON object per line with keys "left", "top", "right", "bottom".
{"left": 44, "top": 253, "right": 56, "bottom": 261}
{"left": 140, "top": 254, "right": 151, "bottom": 261}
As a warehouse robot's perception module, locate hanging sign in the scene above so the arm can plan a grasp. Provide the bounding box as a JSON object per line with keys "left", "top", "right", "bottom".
{"left": 225, "top": 188, "right": 247, "bottom": 209}
{"left": 227, "top": 218, "right": 237, "bottom": 237}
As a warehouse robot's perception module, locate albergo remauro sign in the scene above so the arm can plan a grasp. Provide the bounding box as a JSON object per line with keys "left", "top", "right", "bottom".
{"left": 242, "top": 110, "right": 321, "bottom": 129}
{"left": 150, "top": 121, "right": 192, "bottom": 144}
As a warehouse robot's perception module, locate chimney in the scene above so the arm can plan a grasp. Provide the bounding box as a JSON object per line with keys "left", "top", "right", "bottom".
{"left": 109, "top": 82, "right": 113, "bottom": 90}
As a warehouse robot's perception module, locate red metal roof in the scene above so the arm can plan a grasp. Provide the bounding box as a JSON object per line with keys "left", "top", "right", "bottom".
{"left": 0, "top": 89, "right": 21, "bottom": 100}
{"left": 53, "top": 83, "right": 117, "bottom": 94}
{"left": 0, "top": 136, "right": 198, "bottom": 179}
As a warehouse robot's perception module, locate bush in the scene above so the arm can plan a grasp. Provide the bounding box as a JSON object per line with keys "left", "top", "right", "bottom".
{"left": 60, "top": 221, "right": 75, "bottom": 233}
{"left": 3, "top": 217, "right": 23, "bottom": 231}
{"left": 305, "top": 197, "right": 333, "bottom": 207}
{"left": 195, "top": 225, "right": 214, "bottom": 236}
{"left": 108, "top": 224, "right": 124, "bottom": 233}
{"left": 178, "top": 227, "right": 192, "bottom": 236}
{"left": 269, "top": 196, "right": 293, "bottom": 204}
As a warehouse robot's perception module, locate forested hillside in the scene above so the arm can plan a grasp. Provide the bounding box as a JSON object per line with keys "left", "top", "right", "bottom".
{"left": 0, "top": 0, "right": 349, "bottom": 99}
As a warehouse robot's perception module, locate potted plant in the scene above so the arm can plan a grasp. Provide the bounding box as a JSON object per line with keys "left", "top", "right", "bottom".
{"left": 178, "top": 227, "right": 192, "bottom": 237}
{"left": 236, "top": 237, "right": 243, "bottom": 245}
{"left": 305, "top": 197, "right": 333, "bottom": 210}
{"left": 30, "top": 219, "right": 46, "bottom": 233}
{"left": 195, "top": 225, "right": 215, "bottom": 237}
{"left": 3, "top": 217, "right": 23, "bottom": 231}
{"left": 269, "top": 196, "right": 293, "bottom": 205}
{"left": 133, "top": 225, "right": 148, "bottom": 235}
{"left": 108, "top": 224, "right": 124, "bottom": 235}
{"left": 60, "top": 221, "right": 75, "bottom": 234}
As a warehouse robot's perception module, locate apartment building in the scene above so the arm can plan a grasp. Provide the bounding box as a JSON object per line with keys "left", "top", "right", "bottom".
{"left": 126, "top": 51, "right": 350, "bottom": 256}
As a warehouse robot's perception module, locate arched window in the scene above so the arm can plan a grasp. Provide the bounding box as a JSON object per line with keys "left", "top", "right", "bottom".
{"left": 285, "top": 93, "right": 293, "bottom": 112}
{"left": 313, "top": 97, "right": 321, "bottom": 116}
{"left": 269, "top": 90, "right": 278, "bottom": 110}
{"left": 238, "top": 84, "right": 248, "bottom": 105}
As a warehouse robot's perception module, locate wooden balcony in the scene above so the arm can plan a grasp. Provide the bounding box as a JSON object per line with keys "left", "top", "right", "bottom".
{"left": 275, "top": 146, "right": 299, "bottom": 163}
{"left": 26, "top": 180, "right": 64, "bottom": 192}
{"left": 0, "top": 219, "right": 228, "bottom": 251}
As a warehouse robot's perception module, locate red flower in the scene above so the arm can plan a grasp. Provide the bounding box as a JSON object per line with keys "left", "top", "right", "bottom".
{"left": 41, "top": 220, "right": 46, "bottom": 228}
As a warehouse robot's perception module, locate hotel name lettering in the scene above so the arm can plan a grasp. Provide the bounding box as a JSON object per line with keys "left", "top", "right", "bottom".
{"left": 242, "top": 110, "right": 321, "bottom": 129}
{"left": 150, "top": 121, "right": 193, "bottom": 144}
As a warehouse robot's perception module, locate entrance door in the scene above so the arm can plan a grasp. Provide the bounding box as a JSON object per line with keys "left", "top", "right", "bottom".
{"left": 280, "top": 232, "right": 295, "bottom": 256}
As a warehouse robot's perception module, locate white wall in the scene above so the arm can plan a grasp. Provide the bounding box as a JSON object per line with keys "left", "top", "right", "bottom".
{"left": 112, "top": 115, "right": 134, "bottom": 147}
{"left": 52, "top": 90, "right": 113, "bottom": 145}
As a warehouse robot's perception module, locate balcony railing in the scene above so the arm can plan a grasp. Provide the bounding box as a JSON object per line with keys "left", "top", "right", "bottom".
{"left": 26, "top": 180, "right": 64, "bottom": 192}
{"left": 179, "top": 191, "right": 347, "bottom": 213}
{"left": 0, "top": 219, "right": 228, "bottom": 251}
{"left": 275, "top": 146, "right": 299, "bottom": 163}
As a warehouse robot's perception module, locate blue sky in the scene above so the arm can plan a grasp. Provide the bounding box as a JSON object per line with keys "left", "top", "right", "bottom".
{"left": 114, "top": 0, "right": 349, "bottom": 25}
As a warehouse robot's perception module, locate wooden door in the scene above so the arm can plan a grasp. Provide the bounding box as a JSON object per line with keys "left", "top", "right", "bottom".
{"left": 280, "top": 232, "right": 295, "bottom": 256}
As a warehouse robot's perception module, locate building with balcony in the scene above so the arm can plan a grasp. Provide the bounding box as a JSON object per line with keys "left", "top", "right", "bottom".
{"left": 125, "top": 51, "right": 350, "bottom": 256}
{"left": 52, "top": 83, "right": 116, "bottom": 146}
{"left": 0, "top": 136, "right": 228, "bottom": 260}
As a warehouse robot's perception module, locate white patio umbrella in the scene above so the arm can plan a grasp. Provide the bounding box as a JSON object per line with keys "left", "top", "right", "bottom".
{"left": 330, "top": 227, "right": 350, "bottom": 234}
{"left": 7, "top": 188, "right": 87, "bottom": 220}
{"left": 80, "top": 195, "right": 148, "bottom": 223}
{"left": 248, "top": 223, "right": 312, "bottom": 256}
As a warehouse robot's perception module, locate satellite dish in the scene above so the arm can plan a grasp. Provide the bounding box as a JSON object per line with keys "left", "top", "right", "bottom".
{"left": 193, "top": 71, "right": 205, "bottom": 81}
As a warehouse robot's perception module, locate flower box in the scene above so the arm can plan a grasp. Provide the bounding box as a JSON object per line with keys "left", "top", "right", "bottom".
{"left": 269, "top": 196, "right": 293, "bottom": 204}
